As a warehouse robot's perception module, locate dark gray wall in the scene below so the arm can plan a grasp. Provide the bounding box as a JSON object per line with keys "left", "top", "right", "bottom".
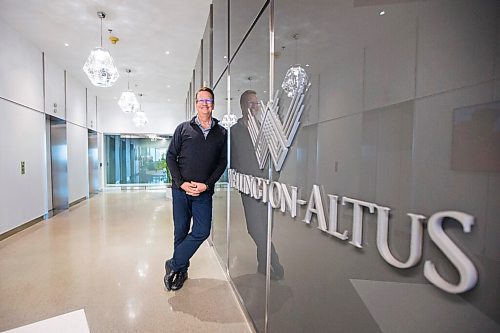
{"left": 201, "top": 0, "right": 500, "bottom": 332}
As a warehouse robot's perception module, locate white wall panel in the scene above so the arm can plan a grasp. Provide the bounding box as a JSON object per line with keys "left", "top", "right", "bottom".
{"left": 0, "top": 19, "right": 43, "bottom": 111}
{"left": 67, "top": 123, "right": 89, "bottom": 204}
{"left": 44, "top": 54, "right": 65, "bottom": 119}
{"left": 66, "top": 73, "right": 87, "bottom": 127}
{"left": 0, "top": 99, "right": 46, "bottom": 234}
{"left": 87, "top": 93, "right": 97, "bottom": 130}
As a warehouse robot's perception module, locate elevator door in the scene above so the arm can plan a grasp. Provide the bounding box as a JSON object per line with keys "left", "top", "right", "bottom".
{"left": 50, "top": 117, "right": 68, "bottom": 212}
{"left": 88, "top": 130, "right": 99, "bottom": 194}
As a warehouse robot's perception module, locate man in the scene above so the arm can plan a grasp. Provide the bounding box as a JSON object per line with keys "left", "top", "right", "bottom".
{"left": 164, "top": 87, "right": 227, "bottom": 291}
{"left": 230, "top": 90, "right": 284, "bottom": 280}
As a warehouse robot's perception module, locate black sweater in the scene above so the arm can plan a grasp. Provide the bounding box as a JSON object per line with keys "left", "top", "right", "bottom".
{"left": 166, "top": 116, "right": 227, "bottom": 193}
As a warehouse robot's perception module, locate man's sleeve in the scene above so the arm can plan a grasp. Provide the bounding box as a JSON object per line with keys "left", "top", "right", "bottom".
{"left": 205, "top": 128, "right": 228, "bottom": 189}
{"left": 166, "top": 125, "right": 184, "bottom": 187}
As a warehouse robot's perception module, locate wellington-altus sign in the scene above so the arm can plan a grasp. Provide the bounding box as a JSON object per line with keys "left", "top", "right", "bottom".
{"left": 231, "top": 69, "right": 477, "bottom": 294}
{"left": 228, "top": 169, "right": 478, "bottom": 294}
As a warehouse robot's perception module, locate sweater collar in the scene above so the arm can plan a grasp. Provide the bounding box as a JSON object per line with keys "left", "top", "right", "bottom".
{"left": 191, "top": 116, "right": 219, "bottom": 126}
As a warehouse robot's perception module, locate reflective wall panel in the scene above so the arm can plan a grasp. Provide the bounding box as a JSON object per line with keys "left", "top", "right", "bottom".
{"left": 202, "top": 7, "right": 213, "bottom": 88}
{"left": 195, "top": 43, "right": 203, "bottom": 89}
{"left": 267, "top": 0, "right": 500, "bottom": 332}
{"left": 229, "top": 0, "right": 268, "bottom": 59}
{"left": 228, "top": 5, "right": 270, "bottom": 331}
{"left": 202, "top": 0, "right": 500, "bottom": 332}
{"left": 88, "top": 130, "right": 99, "bottom": 194}
{"left": 49, "top": 117, "right": 68, "bottom": 212}
{"left": 212, "top": 71, "right": 229, "bottom": 268}
{"left": 212, "top": 0, "right": 228, "bottom": 84}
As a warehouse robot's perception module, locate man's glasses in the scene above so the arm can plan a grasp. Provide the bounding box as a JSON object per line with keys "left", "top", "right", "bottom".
{"left": 196, "top": 98, "right": 214, "bottom": 104}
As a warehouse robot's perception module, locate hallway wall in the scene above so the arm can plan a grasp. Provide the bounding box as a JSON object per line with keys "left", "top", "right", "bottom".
{"left": 198, "top": 0, "right": 500, "bottom": 332}
{"left": 0, "top": 19, "right": 43, "bottom": 111}
{"left": 0, "top": 18, "right": 102, "bottom": 234}
{"left": 0, "top": 99, "right": 46, "bottom": 234}
{"left": 67, "top": 123, "right": 89, "bottom": 204}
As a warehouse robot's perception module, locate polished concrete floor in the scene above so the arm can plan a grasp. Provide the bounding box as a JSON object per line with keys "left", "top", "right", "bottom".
{"left": 0, "top": 190, "right": 251, "bottom": 332}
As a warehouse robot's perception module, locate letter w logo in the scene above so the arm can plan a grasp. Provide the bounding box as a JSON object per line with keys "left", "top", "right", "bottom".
{"left": 246, "top": 83, "right": 309, "bottom": 171}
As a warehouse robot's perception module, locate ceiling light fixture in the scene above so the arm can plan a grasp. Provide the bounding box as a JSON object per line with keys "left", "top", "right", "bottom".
{"left": 83, "top": 11, "right": 119, "bottom": 87}
{"left": 133, "top": 94, "right": 148, "bottom": 127}
{"left": 118, "top": 69, "right": 140, "bottom": 113}
{"left": 221, "top": 114, "right": 237, "bottom": 129}
{"left": 281, "top": 34, "right": 310, "bottom": 98}
{"left": 133, "top": 110, "right": 148, "bottom": 127}
{"left": 64, "top": 43, "right": 69, "bottom": 47}
{"left": 380, "top": 10, "right": 386, "bottom": 16}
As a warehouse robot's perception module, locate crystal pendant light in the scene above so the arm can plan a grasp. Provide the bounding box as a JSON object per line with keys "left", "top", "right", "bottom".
{"left": 281, "top": 34, "right": 310, "bottom": 98}
{"left": 133, "top": 94, "right": 148, "bottom": 127}
{"left": 133, "top": 110, "right": 148, "bottom": 127}
{"left": 221, "top": 114, "right": 238, "bottom": 129}
{"left": 83, "top": 11, "right": 119, "bottom": 87}
{"left": 118, "top": 69, "right": 140, "bottom": 113}
{"left": 282, "top": 64, "right": 309, "bottom": 98}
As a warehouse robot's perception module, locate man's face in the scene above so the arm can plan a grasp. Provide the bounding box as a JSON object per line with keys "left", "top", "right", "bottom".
{"left": 196, "top": 91, "right": 214, "bottom": 117}
{"left": 244, "top": 94, "right": 260, "bottom": 117}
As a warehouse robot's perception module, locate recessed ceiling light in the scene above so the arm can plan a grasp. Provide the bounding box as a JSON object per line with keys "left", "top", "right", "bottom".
{"left": 223, "top": 56, "right": 227, "bottom": 59}
{"left": 64, "top": 43, "right": 69, "bottom": 46}
{"left": 167, "top": 99, "right": 171, "bottom": 102}
{"left": 379, "top": 10, "right": 386, "bottom": 16}
{"left": 305, "top": 64, "right": 310, "bottom": 67}
{"left": 167, "top": 85, "right": 171, "bottom": 88}
{"left": 165, "top": 51, "right": 170, "bottom": 55}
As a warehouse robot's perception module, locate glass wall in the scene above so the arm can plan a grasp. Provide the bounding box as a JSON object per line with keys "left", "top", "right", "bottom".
{"left": 105, "top": 135, "right": 171, "bottom": 185}
{"left": 268, "top": 0, "right": 500, "bottom": 331}
{"left": 212, "top": 0, "right": 228, "bottom": 86}
{"left": 228, "top": 3, "right": 270, "bottom": 331}
{"left": 211, "top": 70, "right": 229, "bottom": 267}
{"left": 201, "top": 0, "right": 500, "bottom": 332}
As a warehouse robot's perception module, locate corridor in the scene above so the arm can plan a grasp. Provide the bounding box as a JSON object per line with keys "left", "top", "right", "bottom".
{"left": 0, "top": 190, "right": 250, "bottom": 332}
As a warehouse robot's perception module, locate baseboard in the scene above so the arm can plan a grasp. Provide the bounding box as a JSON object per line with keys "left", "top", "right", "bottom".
{"left": 69, "top": 196, "right": 87, "bottom": 207}
{"left": 0, "top": 215, "right": 44, "bottom": 241}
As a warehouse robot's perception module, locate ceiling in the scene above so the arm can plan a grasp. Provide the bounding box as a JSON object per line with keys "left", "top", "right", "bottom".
{"left": 0, "top": 0, "right": 212, "bottom": 118}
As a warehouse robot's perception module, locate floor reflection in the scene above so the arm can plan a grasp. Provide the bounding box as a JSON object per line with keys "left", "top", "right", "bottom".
{"left": 168, "top": 278, "right": 246, "bottom": 323}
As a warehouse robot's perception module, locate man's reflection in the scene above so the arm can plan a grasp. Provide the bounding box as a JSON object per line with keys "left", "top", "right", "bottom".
{"left": 231, "top": 90, "right": 284, "bottom": 280}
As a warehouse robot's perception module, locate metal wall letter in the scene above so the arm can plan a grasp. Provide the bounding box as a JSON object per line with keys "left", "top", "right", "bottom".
{"left": 303, "top": 185, "right": 327, "bottom": 229}
{"left": 326, "top": 195, "right": 349, "bottom": 240}
{"left": 375, "top": 206, "right": 426, "bottom": 268}
{"left": 424, "top": 211, "right": 478, "bottom": 294}
{"left": 342, "top": 197, "right": 377, "bottom": 248}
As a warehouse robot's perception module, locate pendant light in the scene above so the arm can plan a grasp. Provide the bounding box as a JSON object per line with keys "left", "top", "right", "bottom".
{"left": 83, "top": 11, "right": 119, "bottom": 87}
{"left": 133, "top": 94, "right": 148, "bottom": 127}
{"left": 281, "top": 34, "right": 310, "bottom": 98}
{"left": 221, "top": 114, "right": 237, "bottom": 129}
{"left": 118, "top": 69, "right": 140, "bottom": 113}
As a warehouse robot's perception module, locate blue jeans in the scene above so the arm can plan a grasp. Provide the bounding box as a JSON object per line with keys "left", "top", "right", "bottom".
{"left": 170, "top": 188, "right": 213, "bottom": 273}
